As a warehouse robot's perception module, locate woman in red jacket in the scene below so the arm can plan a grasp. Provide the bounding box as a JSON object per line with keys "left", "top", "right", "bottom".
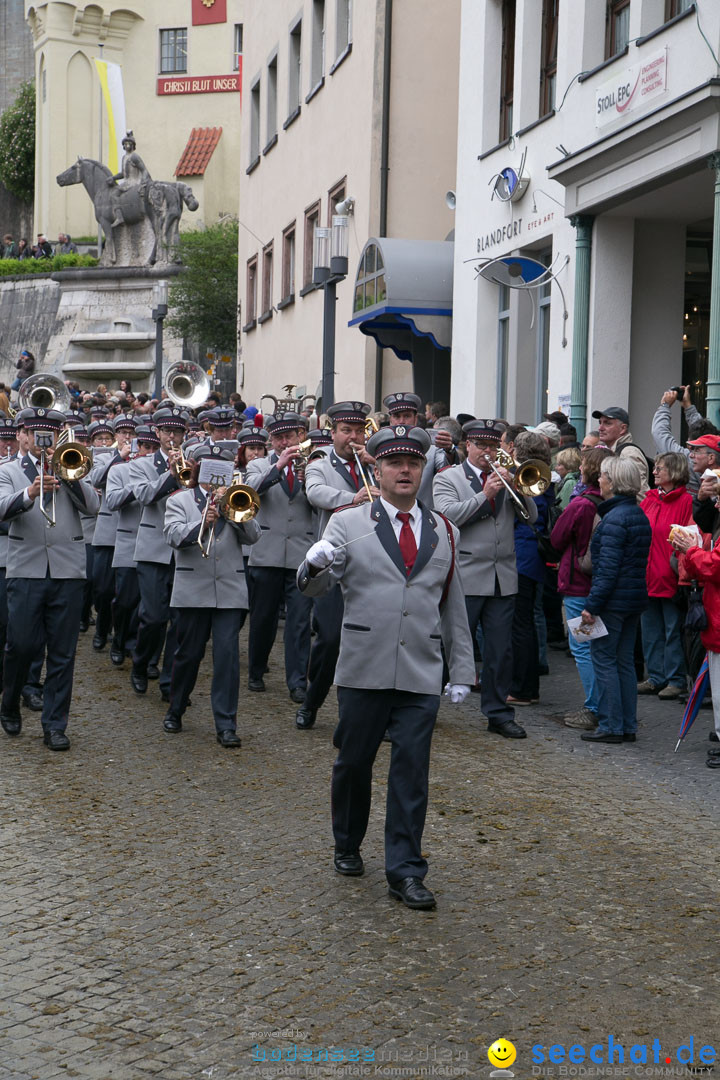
{"left": 673, "top": 528, "right": 720, "bottom": 762}
{"left": 638, "top": 452, "right": 693, "bottom": 699}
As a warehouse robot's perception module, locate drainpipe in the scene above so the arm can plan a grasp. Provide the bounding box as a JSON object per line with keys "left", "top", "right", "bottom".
{"left": 706, "top": 154, "right": 720, "bottom": 427}
{"left": 374, "top": 0, "right": 393, "bottom": 409}
{"left": 569, "top": 214, "right": 594, "bottom": 440}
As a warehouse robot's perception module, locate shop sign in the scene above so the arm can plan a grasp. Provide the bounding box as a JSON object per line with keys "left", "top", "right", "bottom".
{"left": 476, "top": 219, "right": 523, "bottom": 254}
{"left": 595, "top": 48, "right": 667, "bottom": 128}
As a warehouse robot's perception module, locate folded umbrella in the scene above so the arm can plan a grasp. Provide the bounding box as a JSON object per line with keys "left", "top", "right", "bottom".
{"left": 675, "top": 654, "right": 709, "bottom": 752}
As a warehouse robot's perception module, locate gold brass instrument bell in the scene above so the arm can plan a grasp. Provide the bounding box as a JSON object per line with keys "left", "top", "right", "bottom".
{"left": 482, "top": 447, "right": 551, "bottom": 521}
{"left": 199, "top": 478, "right": 261, "bottom": 557}
{"left": 164, "top": 361, "right": 211, "bottom": 487}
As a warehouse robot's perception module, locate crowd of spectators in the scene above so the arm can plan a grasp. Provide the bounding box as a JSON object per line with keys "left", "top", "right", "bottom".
{"left": 1, "top": 232, "right": 79, "bottom": 260}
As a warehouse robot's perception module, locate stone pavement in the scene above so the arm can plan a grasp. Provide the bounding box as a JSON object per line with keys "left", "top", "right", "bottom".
{"left": 1, "top": 627, "right": 719, "bottom": 1080}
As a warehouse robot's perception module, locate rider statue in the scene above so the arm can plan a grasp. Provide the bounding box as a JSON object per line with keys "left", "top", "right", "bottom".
{"left": 106, "top": 131, "right": 152, "bottom": 228}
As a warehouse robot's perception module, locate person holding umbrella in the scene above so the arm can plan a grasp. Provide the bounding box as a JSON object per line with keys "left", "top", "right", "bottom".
{"left": 672, "top": 529, "right": 720, "bottom": 767}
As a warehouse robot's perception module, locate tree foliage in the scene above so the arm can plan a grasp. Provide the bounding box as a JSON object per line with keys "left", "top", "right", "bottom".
{"left": 166, "top": 219, "right": 239, "bottom": 355}
{"left": 0, "top": 81, "right": 35, "bottom": 203}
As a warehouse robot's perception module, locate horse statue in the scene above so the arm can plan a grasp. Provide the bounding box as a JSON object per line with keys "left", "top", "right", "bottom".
{"left": 56, "top": 157, "right": 198, "bottom": 266}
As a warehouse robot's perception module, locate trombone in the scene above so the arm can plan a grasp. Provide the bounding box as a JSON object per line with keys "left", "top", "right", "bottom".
{"left": 198, "top": 478, "right": 260, "bottom": 558}
{"left": 482, "top": 448, "right": 551, "bottom": 523}
{"left": 37, "top": 429, "right": 93, "bottom": 527}
{"left": 351, "top": 415, "right": 379, "bottom": 501}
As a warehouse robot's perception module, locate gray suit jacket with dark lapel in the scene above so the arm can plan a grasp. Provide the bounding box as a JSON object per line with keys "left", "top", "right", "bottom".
{"left": 106, "top": 460, "right": 142, "bottom": 569}
{"left": 432, "top": 460, "right": 537, "bottom": 596}
{"left": 90, "top": 451, "right": 121, "bottom": 547}
{"left": 164, "top": 487, "right": 261, "bottom": 608}
{"left": 0, "top": 454, "right": 99, "bottom": 579}
{"left": 297, "top": 499, "right": 475, "bottom": 694}
{"left": 304, "top": 448, "right": 368, "bottom": 535}
{"left": 130, "top": 450, "right": 179, "bottom": 565}
{"left": 245, "top": 453, "right": 315, "bottom": 569}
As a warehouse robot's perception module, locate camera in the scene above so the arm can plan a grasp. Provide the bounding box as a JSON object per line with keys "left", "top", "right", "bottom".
{"left": 669, "top": 386, "right": 685, "bottom": 395}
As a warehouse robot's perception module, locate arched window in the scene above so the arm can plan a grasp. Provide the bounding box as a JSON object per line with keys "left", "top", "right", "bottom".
{"left": 353, "top": 243, "right": 386, "bottom": 313}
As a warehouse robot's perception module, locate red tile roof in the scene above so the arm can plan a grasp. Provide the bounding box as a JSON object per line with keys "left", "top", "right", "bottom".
{"left": 175, "top": 127, "right": 223, "bottom": 177}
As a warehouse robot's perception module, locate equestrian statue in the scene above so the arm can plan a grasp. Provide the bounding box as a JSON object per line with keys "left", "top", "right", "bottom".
{"left": 56, "top": 132, "right": 199, "bottom": 267}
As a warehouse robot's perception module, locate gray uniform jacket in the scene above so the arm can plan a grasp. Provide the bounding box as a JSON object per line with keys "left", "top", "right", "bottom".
{"left": 432, "top": 460, "right": 537, "bottom": 596}
{"left": 0, "top": 456, "right": 16, "bottom": 569}
{"left": 245, "top": 453, "right": 315, "bottom": 569}
{"left": 90, "top": 451, "right": 120, "bottom": 547}
{"left": 130, "top": 451, "right": 180, "bottom": 565}
{"left": 0, "top": 455, "right": 99, "bottom": 579}
{"left": 297, "top": 499, "right": 475, "bottom": 693}
{"left": 304, "top": 448, "right": 370, "bottom": 535}
{"left": 418, "top": 445, "right": 457, "bottom": 508}
{"left": 106, "top": 461, "right": 142, "bottom": 568}
{"left": 164, "top": 487, "right": 261, "bottom": 608}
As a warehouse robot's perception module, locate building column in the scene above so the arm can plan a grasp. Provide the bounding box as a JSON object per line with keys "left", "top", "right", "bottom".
{"left": 569, "top": 215, "right": 594, "bottom": 439}
{"left": 706, "top": 154, "right": 720, "bottom": 427}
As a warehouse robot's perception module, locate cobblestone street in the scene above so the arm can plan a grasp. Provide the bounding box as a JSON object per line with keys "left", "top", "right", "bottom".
{"left": 1, "top": 628, "right": 719, "bottom": 1080}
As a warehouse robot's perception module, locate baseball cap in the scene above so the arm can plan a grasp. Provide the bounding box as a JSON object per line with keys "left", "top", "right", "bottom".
{"left": 687, "top": 434, "right": 720, "bottom": 452}
{"left": 591, "top": 406, "right": 629, "bottom": 425}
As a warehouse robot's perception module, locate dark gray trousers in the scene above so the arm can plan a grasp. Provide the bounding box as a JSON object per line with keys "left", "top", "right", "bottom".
{"left": 465, "top": 592, "right": 516, "bottom": 724}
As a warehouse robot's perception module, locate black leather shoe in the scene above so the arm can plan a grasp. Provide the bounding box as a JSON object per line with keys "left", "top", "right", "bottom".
{"left": 110, "top": 648, "right": 124, "bottom": 667}
{"left": 623, "top": 733, "right": 637, "bottom": 742}
{"left": 21, "top": 691, "right": 43, "bottom": 712}
{"left": 0, "top": 711, "right": 21, "bottom": 736}
{"left": 388, "top": 877, "right": 436, "bottom": 910}
{"left": 707, "top": 746, "right": 720, "bottom": 757}
{"left": 295, "top": 706, "right": 317, "bottom": 730}
{"left": 163, "top": 713, "right": 182, "bottom": 733}
{"left": 146, "top": 664, "right": 160, "bottom": 680}
{"left": 248, "top": 678, "right": 265, "bottom": 692}
{"left": 130, "top": 669, "right": 148, "bottom": 694}
{"left": 581, "top": 730, "right": 622, "bottom": 743}
{"left": 334, "top": 851, "right": 364, "bottom": 876}
{"left": 44, "top": 730, "right": 70, "bottom": 751}
{"left": 487, "top": 718, "right": 527, "bottom": 739}
{"left": 217, "top": 729, "right": 242, "bottom": 748}
{"left": 289, "top": 687, "right": 306, "bottom": 704}
{"left": 706, "top": 756, "right": 720, "bottom": 769}
{"left": 92, "top": 633, "right": 107, "bottom": 651}
{"left": 710, "top": 731, "right": 719, "bottom": 742}
{"left": 79, "top": 620, "right": 89, "bottom": 633}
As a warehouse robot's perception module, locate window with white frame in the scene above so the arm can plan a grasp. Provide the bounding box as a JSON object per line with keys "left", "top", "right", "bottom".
{"left": 288, "top": 19, "right": 302, "bottom": 117}
{"left": 282, "top": 223, "right": 296, "bottom": 302}
{"left": 310, "top": 0, "right": 325, "bottom": 92}
{"left": 159, "top": 28, "right": 187, "bottom": 74}
{"left": 266, "top": 54, "right": 278, "bottom": 146}
{"left": 233, "top": 24, "right": 243, "bottom": 72}
{"left": 336, "top": 0, "right": 352, "bottom": 59}
{"left": 606, "top": 0, "right": 630, "bottom": 57}
{"left": 249, "top": 77, "right": 261, "bottom": 164}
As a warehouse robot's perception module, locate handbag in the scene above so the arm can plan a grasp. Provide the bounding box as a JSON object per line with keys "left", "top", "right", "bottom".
{"left": 684, "top": 583, "right": 707, "bottom": 631}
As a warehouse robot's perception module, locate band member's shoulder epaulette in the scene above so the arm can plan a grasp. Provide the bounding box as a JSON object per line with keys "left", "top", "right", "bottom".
{"left": 308, "top": 449, "right": 327, "bottom": 462}
{"left": 168, "top": 487, "right": 185, "bottom": 497}
{"left": 436, "top": 463, "right": 455, "bottom": 473}
{"left": 332, "top": 502, "right": 356, "bottom": 514}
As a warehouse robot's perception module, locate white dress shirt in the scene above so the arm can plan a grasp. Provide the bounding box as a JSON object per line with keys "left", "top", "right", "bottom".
{"left": 380, "top": 496, "right": 423, "bottom": 547}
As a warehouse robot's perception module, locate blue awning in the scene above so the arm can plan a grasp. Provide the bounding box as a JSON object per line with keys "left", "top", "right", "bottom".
{"left": 348, "top": 238, "right": 453, "bottom": 359}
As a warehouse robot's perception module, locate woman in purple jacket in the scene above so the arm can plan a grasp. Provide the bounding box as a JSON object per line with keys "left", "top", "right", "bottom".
{"left": 550, "top": 447, "right": 612, "bottom": 728}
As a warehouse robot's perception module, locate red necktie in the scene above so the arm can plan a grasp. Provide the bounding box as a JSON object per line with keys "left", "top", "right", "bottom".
{"left": 286, "top": 462, "right": 294, "bottom": 493}
{"left": 396, "top": 512, "right": 417, "bottom": 576}
{"left": 348, "top": 461, "right": 360, "bottom": 490}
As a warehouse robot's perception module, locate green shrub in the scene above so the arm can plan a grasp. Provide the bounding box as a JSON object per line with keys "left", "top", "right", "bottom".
{"left": 0, "top": 254, "right": 98, "bottom": 276}
{"left": 0, "top": 81, "right": 35, "bottom": 203}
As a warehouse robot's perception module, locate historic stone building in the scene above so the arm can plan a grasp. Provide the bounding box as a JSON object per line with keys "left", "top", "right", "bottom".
{"left": 25, "top": 0, "right": 244, "bottom": 242}
{"left": 237, "top": 0, "right": 460, "bottom": 410}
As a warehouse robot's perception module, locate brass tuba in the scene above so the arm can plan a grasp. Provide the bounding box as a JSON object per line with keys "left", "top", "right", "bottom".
{"left": 18, "top": 373, "right": 71, "bottom": 413}
{"left": 164, "top": 360, "right": 211, "bottom": 410}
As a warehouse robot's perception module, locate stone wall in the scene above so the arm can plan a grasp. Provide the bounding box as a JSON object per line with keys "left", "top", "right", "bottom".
{"left": 0, "top": 274, "right": 61, "bottom": 382}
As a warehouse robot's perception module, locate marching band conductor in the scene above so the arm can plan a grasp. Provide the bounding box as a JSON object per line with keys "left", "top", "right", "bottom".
{"left": 297, "top": 425, "right": 475, "bottom": 910}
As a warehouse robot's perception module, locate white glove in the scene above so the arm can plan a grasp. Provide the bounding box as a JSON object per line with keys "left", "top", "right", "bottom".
{"left": 444, "top": 683, "right": 471, "bottom": 705}
{"left": 306, "top": 538, "right": 337, "bottom": 570}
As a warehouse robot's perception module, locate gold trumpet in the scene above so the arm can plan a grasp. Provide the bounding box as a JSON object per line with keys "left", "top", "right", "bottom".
{"left": 37, "top": 437, "right": 93, "bottom": 527}
{"left": 351, "top": 415, "right": 380, "bottom": 501}
{"left": 482, "top": 448, "right": 551, "bottom": 522}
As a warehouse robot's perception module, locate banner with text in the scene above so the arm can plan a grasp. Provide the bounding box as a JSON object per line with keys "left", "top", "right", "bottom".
{"left": 595, "top": 48, "right": 667, "bottom": 128}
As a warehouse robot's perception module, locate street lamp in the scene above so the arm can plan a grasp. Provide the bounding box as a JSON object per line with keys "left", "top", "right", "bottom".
{"left": 313, "top": 199, "right": 354, "bottom": 410}
{"left": 152, "top": 279, "right": 168, "bottom": 400}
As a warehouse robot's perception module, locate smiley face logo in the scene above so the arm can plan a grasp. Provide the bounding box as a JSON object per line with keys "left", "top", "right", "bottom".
{"left": 488, "top": 1039, "right": 516, "bottom": 1070}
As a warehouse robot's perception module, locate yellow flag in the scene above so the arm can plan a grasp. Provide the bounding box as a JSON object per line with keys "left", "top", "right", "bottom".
{"left": 94, "top": 59, "right": 126, "bottom": 174}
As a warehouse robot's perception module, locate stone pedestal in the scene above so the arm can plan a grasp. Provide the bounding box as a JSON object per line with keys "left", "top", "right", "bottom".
{"left": 46, "top": 266, "right": 183, "bottom": 393}
{"left": 98, "top": 217, "right": 157, "bottom": 269}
